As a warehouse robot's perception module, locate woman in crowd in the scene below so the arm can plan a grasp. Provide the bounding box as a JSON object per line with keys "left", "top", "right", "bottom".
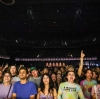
{"left": 9, "top": 65, "right": 20, "bottom": 83}
{"left": 91, "top": 77, "right": 100, "bottom": 99}
{"left": 0, "top": 72, "right": 13, "bottom": 99}
{"left": 80, "top": 69, "right": 97, "bottom": 99}
{"left": 37, "top": 73, "right": 57, "bottom": 99}
{"left": 57, "top": 69, "right": 62, "bottom": 75}
{"left": 51, "top": 72, "right": 58, "bottom": 92}
{"left": 92, "top": 70, "right": 98, "bottom": 81}
{"left": 56, "top": 73, "right": 62, "bottom": 87}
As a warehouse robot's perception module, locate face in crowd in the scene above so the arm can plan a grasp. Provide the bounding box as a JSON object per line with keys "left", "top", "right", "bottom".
{"left": 3, "top": 72, "right": 12, "bottom": 83}
{"left": 54, "top": 67, "right": 58, "bottom": 73}
{"left": 96, "top": 67, "right": 100, "bottom": 73}
{"left": 51, "top": 73, "right": 57, "bottom": 82}
{"left": 43, "top": 74, "right": 50, "bottom": 85}
{"left": 85, "top": 69, "right": 93, "bottom": 79}
{"left": 43, "top": 68, "right": 49, "bottom": 74}
{"left": 66, "top": 71, "right": 75, "bottom": 83}
{"left": 57, "top": 70, "right": 62, "bottom": 75}
{"left": 19, "top": 69, "right": 28, "bottom": 79}
{"left": 31, "top": 70, "right": 38, "bottom": 78}
{"left": 10, "top": 65, "right": 17, "bottom": 76}
{"left": 60, "top": 67, "right": 65, "bottom": 73}
{"left": 92, "top": 71, "right": 98, "bottom": 80}
{"left": 57, "top": 74, "right": 62, "bottom": 81}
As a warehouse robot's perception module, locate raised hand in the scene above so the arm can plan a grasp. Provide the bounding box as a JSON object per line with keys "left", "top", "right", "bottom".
{"left": 4, "top": 63, "right": 8, "bottom": 69}
{"left": 81, "top": 50, "right": 85, "bottom": 58}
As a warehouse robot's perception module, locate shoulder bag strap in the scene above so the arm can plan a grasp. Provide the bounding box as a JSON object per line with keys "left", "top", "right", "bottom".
{"left": 6, "top": 84, "right": 12, "bottom": 98}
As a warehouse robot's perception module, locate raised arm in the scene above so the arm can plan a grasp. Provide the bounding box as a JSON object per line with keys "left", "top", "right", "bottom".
{"left": 2, "top": 63, "right": 8, "bottom": 72}
{"left": 78, "top": 50, "right": 85, "bottom": 77}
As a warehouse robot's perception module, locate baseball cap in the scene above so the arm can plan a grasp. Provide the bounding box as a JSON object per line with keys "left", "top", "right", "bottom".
{"left": 30, "top": 67, "right": 37, "bottom": 71}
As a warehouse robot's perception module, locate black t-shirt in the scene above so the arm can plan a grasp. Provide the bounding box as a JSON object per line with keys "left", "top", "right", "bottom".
{"left": 76, "top": 75, "right": 85, "bottom": 84}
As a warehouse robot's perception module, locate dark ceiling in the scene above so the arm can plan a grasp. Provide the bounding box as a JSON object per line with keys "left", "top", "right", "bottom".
{"left": 0, "top": 0, "right": 100, "bottom": 58}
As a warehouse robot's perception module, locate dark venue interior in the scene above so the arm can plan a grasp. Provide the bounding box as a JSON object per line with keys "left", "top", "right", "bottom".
{"left": 0, "top": 0, "right": 100, "bottom": 68}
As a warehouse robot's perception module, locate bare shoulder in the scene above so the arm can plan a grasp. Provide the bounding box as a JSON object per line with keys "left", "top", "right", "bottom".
{"left": 38, "top": 88, "right": 41, "bottom": 92}
{"left": 38, "top": 88, "right": 44, "bottom": 94}
{"left": 53, "top": 88, "right": 57, "bottom": 94}
{"left": 53, "top": 88, "right": 56, "bottom": 91}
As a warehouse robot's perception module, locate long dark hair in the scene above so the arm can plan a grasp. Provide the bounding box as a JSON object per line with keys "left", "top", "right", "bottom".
{"left": 8, "top": 65, "right": 18, "bottom": 76}
{"left": 40, "top": 73, "right": 54, "bottom": 94}
{"left": 97, "top": 73, "right": 100, "bottom": 84}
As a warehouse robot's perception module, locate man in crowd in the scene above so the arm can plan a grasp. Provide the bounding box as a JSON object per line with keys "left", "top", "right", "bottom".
{"left": 12, "top": 67, "right": 37, "bottom": 99}
{"left": 28, "top": 66, "right": 41, "bottom": 89}
{"left": 58, "top": 71, "right": 85, "bottom": 99}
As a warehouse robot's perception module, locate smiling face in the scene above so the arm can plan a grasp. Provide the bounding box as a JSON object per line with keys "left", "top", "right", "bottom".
{"left": 43, "top": 75, "right": 50, "bottom": 85}
{"left": 19, "top": 69, "right": 28, "bottom": 79}
{"left": 3, "top": 73, "right": 11, "bottom": 83}
{"left": 85, "top": 70, "right": 93, "bottom": 79}
{"left": 67, "top": 71, "right": 75, "bottom": 83}
{"left": 31, "top": 70, "right": 38, "bottom": 77}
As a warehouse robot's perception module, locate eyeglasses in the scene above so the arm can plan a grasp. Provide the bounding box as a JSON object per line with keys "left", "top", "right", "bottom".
{"left": 4, "top": 75, "right": 11, "bottom": 77}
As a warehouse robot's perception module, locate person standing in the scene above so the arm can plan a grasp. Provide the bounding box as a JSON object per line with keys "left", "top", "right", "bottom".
{"left": 58, "top": 71, "right": 85, "bottom": 99}
{"left": 12, "top": 67, "right": 37, "bottom": 99}
{"left": 80, "top": 69, "right": 97, "bottom": 99}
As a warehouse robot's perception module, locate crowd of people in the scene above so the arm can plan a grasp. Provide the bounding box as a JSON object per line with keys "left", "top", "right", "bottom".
{"left": 0, "top": 51, "right": 100, "bottom": 99}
